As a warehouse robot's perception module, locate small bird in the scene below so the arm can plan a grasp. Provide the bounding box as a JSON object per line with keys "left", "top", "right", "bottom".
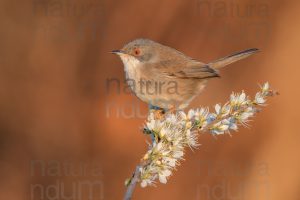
{"left": 112, "top": 38, "right": 258, "bottom": 111}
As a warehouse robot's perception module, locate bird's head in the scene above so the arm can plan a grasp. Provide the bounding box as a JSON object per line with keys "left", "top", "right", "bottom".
{"left": 111, "top": 38, "right": 162, "bottom": 68}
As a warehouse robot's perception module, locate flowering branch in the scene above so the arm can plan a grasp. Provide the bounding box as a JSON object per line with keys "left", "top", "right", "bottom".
{"left": 124, "top": 82, "right": 277, "bottom": 199}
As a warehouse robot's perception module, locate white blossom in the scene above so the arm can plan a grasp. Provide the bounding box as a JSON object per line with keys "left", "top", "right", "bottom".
{"left": 215, "top": 104, "right": 221, "bottom": 114}
{"left": 136, "top": 82, "right": 277, "bottom": 187}
{"left": 262, "top": 82, "right": 270, "bottom": 92}
{"left": 230, "top": 92, "right": 247, "bottom": 106}
{"left": 255, "top": 93, "right": 266, "bottom": 104}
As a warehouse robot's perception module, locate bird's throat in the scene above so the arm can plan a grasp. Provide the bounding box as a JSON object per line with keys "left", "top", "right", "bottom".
{"left": 120, "top": 54, "right": 141, "bottom": 81}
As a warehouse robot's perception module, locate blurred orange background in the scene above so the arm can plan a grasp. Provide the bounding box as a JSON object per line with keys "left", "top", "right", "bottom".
{"left": 0, "top": 0, "right": 299, "bottom": 199}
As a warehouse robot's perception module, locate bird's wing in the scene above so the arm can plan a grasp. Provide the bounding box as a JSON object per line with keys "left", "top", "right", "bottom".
{"left": 151, "top": 59, "right": 219, "bottom": 80}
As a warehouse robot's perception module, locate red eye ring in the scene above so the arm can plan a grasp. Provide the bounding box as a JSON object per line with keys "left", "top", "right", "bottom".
{"left": 134, "top": 48, "right": 141, "bottom": 56}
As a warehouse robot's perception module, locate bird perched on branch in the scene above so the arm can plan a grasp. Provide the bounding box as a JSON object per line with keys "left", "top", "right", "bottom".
{"left": 112, "top": 38, "right": 258, "bottom": 114}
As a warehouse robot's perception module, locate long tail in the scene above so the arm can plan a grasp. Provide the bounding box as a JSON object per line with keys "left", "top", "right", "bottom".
{"left": 208, "top": 48, "right": 259, "bottom": 69}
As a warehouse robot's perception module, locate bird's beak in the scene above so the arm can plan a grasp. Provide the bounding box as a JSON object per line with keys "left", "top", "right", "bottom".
{"left": 111, "top": 50, "right": 125, "bottom": 55}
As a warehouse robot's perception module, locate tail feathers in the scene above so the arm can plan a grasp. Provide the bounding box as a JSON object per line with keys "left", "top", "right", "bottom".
{"left": 208, "top": 48, "right": 259, "bottom": 69}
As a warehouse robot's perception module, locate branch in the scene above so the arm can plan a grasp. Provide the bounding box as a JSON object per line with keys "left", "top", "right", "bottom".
{"left": 123, "top": 82, "right": 277, "bottom": 198}
{"left": 124, "top": 165, "right": 141, "bottom": 200}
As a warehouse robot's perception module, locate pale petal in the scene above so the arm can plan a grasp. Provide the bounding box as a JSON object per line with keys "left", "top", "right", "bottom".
{"left": 141, "top": 180, "right": 148, "bottom": 188}
{"left": 178, "top": 111, "right": 187, "bottom": 120}
{"left": 159, "top": 175, "right": 167, "bottom": 184}
{"left": 255, "top": 93, "right": 266, "bottom": 104}
{"left": 240, "top": 112, "right": 253, "bottom": 120}
{"left": 262, "top": 82, "right": 269, "bottom": 91}
{"left": 162, "top": 169, "right": 172, "bottom": 177}
{"left": 173, "top": 151, "right": 184, "bottom": 158}
{"left": 219, "top": 124, "right": 229, "bottom": 131}
{"left": 230, "top": 123, "right": 238, "bottom": 131}
{"left": 215, "top": 104, "right": 221, "bottom": 114}
{"left": 187, "top": 110, "right": 195, "bottom": 119}
{"left": 239, "top": 92, "right": 246, "bottom": 103}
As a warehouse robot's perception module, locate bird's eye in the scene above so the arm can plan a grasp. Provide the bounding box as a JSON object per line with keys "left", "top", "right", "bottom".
{"left": 134, "top": 48, "right": 141, "bottom": 56}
